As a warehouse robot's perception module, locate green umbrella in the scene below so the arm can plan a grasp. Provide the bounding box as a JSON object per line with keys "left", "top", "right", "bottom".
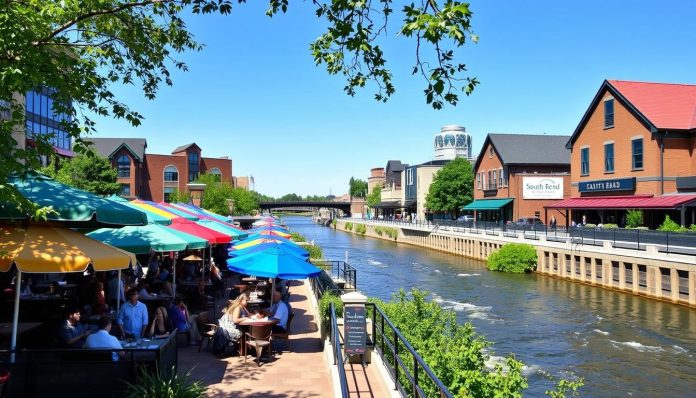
{"left": 195, "top": 219, "right": 248, "bottom": 240}
{"left": 87, "top": 223, "right": 207, "bottom": 254}
{"left": 106, "top": 195, "right": 172, "bottom": 225}
{"left": 3, "top": 172, "right": 147, "bottom": 227}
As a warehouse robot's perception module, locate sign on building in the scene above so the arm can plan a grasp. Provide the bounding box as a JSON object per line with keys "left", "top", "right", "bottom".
{"left": 523, "top": 177, "right": 564, "bottom": 199}
{"left": 579, "top": 177, "right": 635, "bottom": 193}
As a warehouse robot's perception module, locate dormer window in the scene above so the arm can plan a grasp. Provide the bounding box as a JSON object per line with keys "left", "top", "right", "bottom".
{"left": 604, "top": 99, "right": 614, "bottom": 128}
{"left": 188, "top": 151, "right": 199, "bottom": 182}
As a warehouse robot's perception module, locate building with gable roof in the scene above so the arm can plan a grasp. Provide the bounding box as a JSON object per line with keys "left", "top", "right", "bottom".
{"left": 548, "top": 80, "right": 696, "bottom": 227}
{"left": 470, "top": 133, "right": 571, "bottom": 225}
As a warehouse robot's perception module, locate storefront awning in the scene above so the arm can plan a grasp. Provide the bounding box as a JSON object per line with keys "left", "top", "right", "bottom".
{"left": 402, "top": 200, "right": 416, "bottom": 208}
{"left": 462, "top": 198, "right": 513, "bottom": 211}
{"left": 545, "top": 194, "right": 696, "bottom": 210}
{"left": 372, "top": 201, "right": 401, "bottom": 209}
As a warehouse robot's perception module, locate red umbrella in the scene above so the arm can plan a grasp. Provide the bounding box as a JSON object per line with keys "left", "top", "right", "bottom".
{"left": 167, "top": 218, "right": 230, "bottom": 245}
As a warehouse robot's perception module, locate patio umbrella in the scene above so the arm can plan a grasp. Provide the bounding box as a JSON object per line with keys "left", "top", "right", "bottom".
{"left": 127, "top": 201, "right": 179, "bottom": 223}
{"left": 167, "top": 218, "right": 231, "bottom": 245}
{"left": 2, "top": 172, "right": 147, "bottom": 227}
{"left": 228, "top": 242, "right": 309, "bottom": 260}
{"left": 107, "top": 195, "right": 172, "bottom": 225}
{"left": 86, "top": 223, "right": 207, "bottom": 254}
{"left": 226, "top": 246, "right": 320, "bottom": 280}
{"left": 174, "top": 203, "right": 232, "bottom": 224}
{"left": 247, "top": 228, "right": 291, "bottom": 239}
{"left": 248, "top": 225, "right": 290, "bottom": 234}
{"left": 195, "top": 219, "right": 248, "bottom": 240}
{"left": 0, "top": 225, "right": 135, "bottom": 362}
{"left": 139, "top": 201, "right": 198, "bottom": 221}
{"left": 230, "top": 235, "right": 301, "bottom": 251}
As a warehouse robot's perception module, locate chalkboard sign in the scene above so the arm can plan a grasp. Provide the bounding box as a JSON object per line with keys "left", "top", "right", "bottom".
{"left": 344, "top": 305, "right": 366, "bottom": 355}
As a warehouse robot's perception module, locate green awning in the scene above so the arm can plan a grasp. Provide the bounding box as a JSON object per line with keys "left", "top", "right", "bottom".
{"left": 3, "top": 172, "right": 147, "bottom": 227}
{"left": 462, "top": 198, "right": 513, "bottom": 211}
{"left": 87, "top": 224, "right": 207, "bottom": 254}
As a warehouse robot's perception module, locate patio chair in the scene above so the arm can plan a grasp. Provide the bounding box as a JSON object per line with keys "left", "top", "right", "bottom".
{"left": 271, "top": 312, "right": 294, "bottom": 353}
{"left": 244, "top": 324, "right": 273, "bottom": 366}
{"left": 196, "top": 312, "right": 217, "bottom": 352}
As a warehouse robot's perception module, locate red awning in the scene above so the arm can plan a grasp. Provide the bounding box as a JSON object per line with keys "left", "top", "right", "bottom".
{"left": 167, "top": 218, "right": 230, "bottom": 245}
{"left": 545, "top": 194, "right": 696, "bottom": 210}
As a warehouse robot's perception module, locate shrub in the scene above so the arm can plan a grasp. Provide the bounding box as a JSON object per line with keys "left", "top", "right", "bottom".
{"left": 123, "top": 366, "right": 206, "bottom": 398}
{"left": 487, "top": 243, "right": 538, "bottom": 273}
{"left": 383, "top": 227, "right": 398, "bottom": 239}
{"left": 658, "top": 215, "right": 684, "bottom": 232}
{"left": 584, "top": 223, "right": 596, "bottom": 229}
{"left": 306, "top": 244, "right": 323, "bottom": 259}
{"left": 355, "top": 224, "right": 367, "bottom": 235}
{"left": 602, "top": 223, "right": 618, "bottom": 229}
{"left": 318, "top": 292, "right": 343, "bottom": 330}
{"left": 374, "top": 226, "right": 384, "bottom": 236}
{"left": 290, "top": 232, "right": 306, "bottom": 242}
{"left": 626, "top": 209, "right": 643, "bottom": 228}
{"left": 331, "top": 219, "right": 337, "bottom": 228}
{"left": 344, "top": 222, "right": 353, "bottom": 231}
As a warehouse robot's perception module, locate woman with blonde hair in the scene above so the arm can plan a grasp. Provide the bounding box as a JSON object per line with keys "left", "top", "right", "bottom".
{"left": 147, "top": 306, "right": 173, "bottom": 338}
{"left": 212, "top": 294, "right": 248, "bottom": 356}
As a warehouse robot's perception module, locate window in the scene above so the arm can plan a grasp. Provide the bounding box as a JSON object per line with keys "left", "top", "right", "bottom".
{"left": 164, "top": 166, "right": 178, "bottom": 182}
{"left": 499, "top": 168, "right": 504, "bottom": 187}
{"left": 164, "top": 187, "right": 175, "bottom": 202}
{"left": 188, "top": 152, "right": 199, "bottom": 182}
{"left": 407, "top": 169, "right": 414, "bottom": 185}
{"left": 632, "top": 138, "right": 643, "bottom": 170}
{"left": 117, "top": 155, "right": 130, "bottom": 177}
{"left": 210, "top": 168, "right": 222, "bottom": 182}
{"left": 581, "top": 147, "right": 590, "bottom": 175}
{"left": 120, "top": 184, "right": 130, "bottom": 197}
{"left": 489, "top": 147, "right": 494, "bottom": 158}
{"left": 492, "top": 170, "right": 497, "bottom": 189}
{"left": 604, "top": 143, "right": 614, "bottom": 173}
{"left": 477, "top": 173, "right": 481, "bottom": 190}
{"left": 604, "top": 99, "right": 614, "bottom": 128}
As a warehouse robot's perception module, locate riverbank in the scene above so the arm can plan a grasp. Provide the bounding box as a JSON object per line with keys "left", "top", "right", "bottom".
{"left": 333, "top": 218, "right": 696, "bottom": 308}
{"left": 285, "top": 216, "right": 696, "bottom": 398}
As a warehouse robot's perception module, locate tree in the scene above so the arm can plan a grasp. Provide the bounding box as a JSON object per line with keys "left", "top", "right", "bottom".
{"left": 348, "top": 177, "right": 368, "bottom": 199}
{"left": 425, "top": 157, "right": 473, "bottom": 218}
{"left": 279, "top": 193, "right": 303, "bottom": 202}
{"left": 2, "top": 1, "right": 477, "bottom": 214}
{"left": 42, "top": 152, "right": 122, "bottom": 196}
{"left": 367, "top": 183, "right": 383, "bottom": 207}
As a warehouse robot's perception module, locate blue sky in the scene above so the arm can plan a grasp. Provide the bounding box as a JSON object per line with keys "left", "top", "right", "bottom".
{"left": 87, "top": 1, "right": 696, "bottom": 197}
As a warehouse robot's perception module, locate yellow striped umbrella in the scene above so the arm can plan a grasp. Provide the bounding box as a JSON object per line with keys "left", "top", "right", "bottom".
{"left": 128, "top": 201, "right": 179, "bottom": 221}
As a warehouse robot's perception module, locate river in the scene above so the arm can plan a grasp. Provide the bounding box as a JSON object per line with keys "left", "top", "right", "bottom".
{"left": 284, "top": 216, "right": 696, "bottom": 397}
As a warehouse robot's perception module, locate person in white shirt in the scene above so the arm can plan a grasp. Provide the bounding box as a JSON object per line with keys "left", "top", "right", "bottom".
{"left": 85, "top": 316, "right": 124, "bottom": 361}
{"left": 269, "top": 289, "right": 289, "bottom": 333}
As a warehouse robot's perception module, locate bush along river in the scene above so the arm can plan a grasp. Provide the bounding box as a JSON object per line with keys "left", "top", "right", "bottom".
{"left": 284, "top": 216, "right": 696, "bottom": 397}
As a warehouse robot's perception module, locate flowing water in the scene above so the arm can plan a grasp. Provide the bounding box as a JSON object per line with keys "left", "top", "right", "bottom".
{"left": 285, "top": 216, "right": 696, "bottom": 397}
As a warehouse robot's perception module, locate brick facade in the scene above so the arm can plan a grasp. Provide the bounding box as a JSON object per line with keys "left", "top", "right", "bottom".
{"left": 474, "top": 138, "right": 570, "bottom": 225}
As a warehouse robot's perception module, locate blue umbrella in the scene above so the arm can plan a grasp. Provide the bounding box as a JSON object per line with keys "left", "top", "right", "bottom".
{"left": 228, "top": 242, "right": 309, "bottom": 259}
{"left": 226, "top": 246, "right": 320, "bottom": 280}
{"left": 232, "top": 234, "right": 302, "bottom": 249}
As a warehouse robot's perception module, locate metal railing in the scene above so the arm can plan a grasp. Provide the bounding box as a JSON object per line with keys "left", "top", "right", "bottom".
{"left": 312, "top": 260, "right": 357, "bottom": 291}
{"left": 330, "top": 302, "right": 350, "bottom": 398}
{"left": 367, "top": 302, "right": 453, "bottom": 398}
{"left": 346, "top": 218, "right": 696, "bottom": 256}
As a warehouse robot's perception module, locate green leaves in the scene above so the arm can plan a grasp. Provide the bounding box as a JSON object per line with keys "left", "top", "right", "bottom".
{"left": 41, "top": 152, "right": 122, "bottom": 196}
{"left": 366, "top": 183, "right": 382, "bottom": 207}
{"left": 425, "top": 157, "right": 474, "bottom": 217}
{"left": 348, "top": 177, "right": 368, "bottom": 198}
{"left": 487, "top": 243, "right": 538, "bottom": 273}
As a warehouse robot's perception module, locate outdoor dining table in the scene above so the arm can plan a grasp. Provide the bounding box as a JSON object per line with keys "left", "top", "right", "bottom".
{"left": 0, "top": 322, "right": 42, "bottom": 348}
{"left": 238, "top": 318, "right": 273, "bottom": 357}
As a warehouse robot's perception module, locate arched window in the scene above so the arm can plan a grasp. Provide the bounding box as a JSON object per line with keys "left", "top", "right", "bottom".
{"left": 210, "top": 168, "right": 222, "bottom": 182}
{"left": 117, "top": 155, "right": 130, "bottom": 177}
{"left": 164, "top": 166, "right": 178, "bottom": 182}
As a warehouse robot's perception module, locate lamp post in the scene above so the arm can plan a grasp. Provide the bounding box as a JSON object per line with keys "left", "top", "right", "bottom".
{"left": 226, "top": 198, "right": 235, "bottom": 216}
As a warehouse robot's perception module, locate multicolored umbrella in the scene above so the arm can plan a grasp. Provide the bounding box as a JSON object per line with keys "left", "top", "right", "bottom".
{"left": 87, "top": 223, "right": 207, "bottom": 254}
{"left": 107, "top": 195, "right": 172, "bottom": 225}
{"left": 2, "top": 172, "right": 147, "bottom": 227}
{"left": 230, "top": 235, "right": 301, "bottom": 251}
{"left": 168, "top": 217, "right": 230, "bottom": 245}
{"left": 195, "top": 219, "right": 248, "bottom": 240}
{"left": 226, "top": 246, "right": 320, "bottom": 280}
{"left": 228, "top": 242, "right": 309, "bottom": 259}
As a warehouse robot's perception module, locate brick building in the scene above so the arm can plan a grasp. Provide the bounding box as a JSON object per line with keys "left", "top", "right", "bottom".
{"left": 90, "top": 139, "right": 233, "bottom": 202}
{"left": 367, "top": 167, "right": 385, "bottom": 194}
{"left": 469, "top": 134, "right": 571, "bottom": 225}
{"left": 548, "top": 80, "right": 696, "bottom": 228}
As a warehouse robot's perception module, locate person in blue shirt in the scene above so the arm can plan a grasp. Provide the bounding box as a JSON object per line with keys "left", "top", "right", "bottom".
{"left": 59, "top": 307, "right": 91, "bottom": 348}
{"left": 85, "top": 316, "right": 123, "bottom": 361}
{"left": 117, "top": 289, "right": 148, "bottom": 338}
{"left": 269, "top": 289, "right": 289, "bottom": 333}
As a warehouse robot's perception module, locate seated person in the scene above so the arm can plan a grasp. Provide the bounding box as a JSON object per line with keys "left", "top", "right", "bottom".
{"left": 20, "top": 278, "right": 34, "bottom": 298}
{"left": 117, "top": 289, "right": 148, "bottom": 339}
{"left": 211, "top": 299, "right": 243, "bottom": 356}
{"left": 47, "top": 281, "right": 61, "bottom": 297}
{"left": 147, "top": 306, "right": 173, "bottom": 338}
{"left": 157, "top": 264, "right": 171, "bottom": 282}
{"left": 169, "top": 299, "right": 200, "bottom": 344}
{"left": 158, "top": 280, "right": 174, "bottom": 297}
{"left": 60, "top": 307, "right": 91, "bottom": 348}
{"left": 85, "top": 316, "right": 124, "bottom": 361}
{"left": 93, "top": 281, "right": 108, "bottom": 316}
{"left": 268, "top": 288, "right": 289, "bottom": 334}
{"left": 137, "top": 282, "right": 154, "bottom": 300}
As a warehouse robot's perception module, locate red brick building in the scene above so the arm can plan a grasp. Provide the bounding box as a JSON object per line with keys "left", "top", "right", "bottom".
{"left": 90, "top": 139, "right": 233, "bottom": 202}
{"left": 470, "top": 134, "right": 571, "bottom": 225}
{"left": 549, "top": 80, "right": 696, "bottom": 228}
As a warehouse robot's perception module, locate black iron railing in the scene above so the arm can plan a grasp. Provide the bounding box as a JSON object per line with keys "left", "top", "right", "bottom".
{"left": 330, "top": 302, "right": 350, "bottom": 398}
{"left": 348, "top": 218, "right": 696, "bottom": 256}
{"left": 312, "top": 260, "right": 357, "bottom": 291}
{"left": 367, "top": 302, "right": 452, "bottom": 398}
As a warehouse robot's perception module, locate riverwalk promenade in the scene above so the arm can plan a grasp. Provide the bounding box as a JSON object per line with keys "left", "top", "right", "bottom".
{"left": 178, "top": 279, "right": 392, "bottom": 397}
{"left": 336, "top": 218, "right": 696, "bottom": 307}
